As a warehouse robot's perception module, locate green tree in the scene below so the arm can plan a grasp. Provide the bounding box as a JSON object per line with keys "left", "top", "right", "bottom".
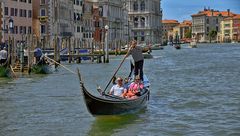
{"left": 209, "top": 29, "right": 217, "bottom": 43}
{"left": 185, "top": 29, "right": 192, "bottom": 39}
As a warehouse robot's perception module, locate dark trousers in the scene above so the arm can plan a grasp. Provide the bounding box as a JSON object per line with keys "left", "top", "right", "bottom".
{"left": 0, "top": 59, "right": 6, "bottom": 65}
{"left": 134, "top": 60, "right": 144, "bottom": 81}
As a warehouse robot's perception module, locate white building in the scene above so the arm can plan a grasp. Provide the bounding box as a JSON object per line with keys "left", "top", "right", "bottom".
{"left": 73, "top": 0, "right": 83, "bottom": 48}
{"left": 127, "top": 0, "right": 162, "bottom": 44}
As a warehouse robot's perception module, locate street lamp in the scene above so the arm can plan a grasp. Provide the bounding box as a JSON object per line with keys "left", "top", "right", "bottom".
{"left": 104, "top": 25, "right": 109, "bottom": 63}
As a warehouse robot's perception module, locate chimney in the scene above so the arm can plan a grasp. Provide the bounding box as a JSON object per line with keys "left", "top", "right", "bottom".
{"left": 227, "top": 9, "right": 230, "bottom": 16}
{"left": 211, "top": 9, "right": 214, "bottom": 16}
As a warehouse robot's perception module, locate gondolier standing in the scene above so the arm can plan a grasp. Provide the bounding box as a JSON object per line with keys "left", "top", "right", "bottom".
{"left": 125, "top": 40, "right": 144, "bottom": 81}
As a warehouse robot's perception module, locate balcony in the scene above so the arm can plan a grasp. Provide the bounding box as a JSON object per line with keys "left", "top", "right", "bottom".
{"left": 38, "top": 16, "right": 48, "bottom": 22}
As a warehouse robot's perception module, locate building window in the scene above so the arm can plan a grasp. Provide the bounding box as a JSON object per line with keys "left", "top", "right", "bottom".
{"left": 20, "top": 26, "right": 23, "bottom": 34}
{"left": 20, "top": 9, "right": 23, "bottom": 17}
{"left": 216, "top": 26, "right": 219, "bottom": 32}
{"left": 141, "top": 31, "right": 145, "bottom": 41}
{"left": 28, "top": 10, "right": 32, "bottom": 18}
{"left": 206, "top": 18, "right": 209, "bottom": 24}
{"left": 11, "top": 8, "right": 14, "bottom": 16}
{"left": 24, "top": 10, "right": 27, "bottom": 17}
{"left": 15, "top": 8, "right": 18, "bottom": 16}
{"left": 76, "top": 0, "right": 80, "bottom": 5}
{"left": 207, "top": 27, "right": 209, "bottom": 33}
{"left": 141, "top": 17, "right": 145, "bottom": 27}
{"left": 77, "top": 26, "right": 81, "bottom": 32}
{"left": 140, "top": 1, "right": 145, "bottom": 11}
{"left": 134, "top": 17, "right": 139, "bottom": 28}
{"left": 28, "top": 0, "right": 32, "bottom": 4}
{"left": 216, "top": 18, "right": 218, "bottom": 24}
{"left": 20, "top": 0, "right": 27, "bottom": 2}
{"left": 134, "top": 32, "right": 138, "bottom": 40}
{"left": 14, "top": 26, "right": 18, "bottom": 34}
{"left": 4, "top": 7, "right": 8, "bottom": 15}
{"left": 23, "top": 26, "right": 27, "bottom": 34}
{"left": 41, "top": 25, "right": 46, "bottom": 34}
{"left": 40, "top": 0, "right": 45, "bottom": 5}
{"left": 28, "top": 27, "right": 32, "bottom": 34}
{"left": 40, "top": 9, "right": 46, "bottom": 16}
{"left": 133, "top": 2, "right": 138, "bottom": 11}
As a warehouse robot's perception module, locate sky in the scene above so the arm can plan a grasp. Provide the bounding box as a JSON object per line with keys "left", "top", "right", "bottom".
{"left": 162, "top": 0, "right": 240, "bottom": 22}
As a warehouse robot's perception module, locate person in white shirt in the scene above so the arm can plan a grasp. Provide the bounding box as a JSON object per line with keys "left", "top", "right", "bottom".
{"left": 0, "top": 47, "right": 7, "bottom": 65}
{"left": 109, "top": 77, "right": 127, "bottom": 97}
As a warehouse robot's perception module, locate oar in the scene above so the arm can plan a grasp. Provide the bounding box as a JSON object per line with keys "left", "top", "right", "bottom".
{"left": 103, "top": 55, "right": 128, "bottom": 94}
{"left": 44, "top": 55, "right": 77, "bottom": 74}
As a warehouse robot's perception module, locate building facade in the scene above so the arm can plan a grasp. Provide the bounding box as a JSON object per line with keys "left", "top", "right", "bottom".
{"left": 73, "top": 0, "right": 83, "bottom": 48}
{"left": 1, "top": 0, "right": 33, "bottom": 43}
{"left": 127, "top": 0, "right": 162, "bottom": 44}
{"left": 191, "top": 8, "right": 235, "bottom": 43}
{"left": 219, "top": 14, "right": 240, "bottom": 42}
{"left": 172, "top": 20, "right": 192, "bottom": 43}
{"left": 162, "top": 19, "right": 179, "bottom": 43}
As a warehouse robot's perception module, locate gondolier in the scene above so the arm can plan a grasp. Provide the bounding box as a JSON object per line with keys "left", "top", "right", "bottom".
{"left": 125, "top": 40, "right": 144, "bottom": 81}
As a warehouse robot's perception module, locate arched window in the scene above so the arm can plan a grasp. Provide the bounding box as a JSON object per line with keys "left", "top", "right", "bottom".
{"left": 140, "top": 1, "right": 145, "bottom": 11}
{"left": 141, "top": 17, "right": 145, "bottom": 27}
{"left": 134, "top": 17, "right": 139, "bottom": 28}
{"left": 133, "top": 1, "right": 138, "bottom": 11}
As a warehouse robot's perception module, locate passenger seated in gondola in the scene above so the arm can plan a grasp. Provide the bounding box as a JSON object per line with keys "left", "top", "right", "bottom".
{"left": 123, "top": 76, "right": 144, "bottom": 99}
{"left": 109, "top": 77, "right": 127, "bottom": 97}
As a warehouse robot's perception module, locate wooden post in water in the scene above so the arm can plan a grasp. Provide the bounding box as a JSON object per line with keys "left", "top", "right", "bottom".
{"left": 8, "top": 36, "right": 11, "bottom": 66}
{"left": 68, "top": 37, "right": 72, "bottom": 63}
{"left": 54, "top": 36, "right": 57, "bottom": 68}
{"left": 27, "top": 34, "right": 31, "bottom": 74}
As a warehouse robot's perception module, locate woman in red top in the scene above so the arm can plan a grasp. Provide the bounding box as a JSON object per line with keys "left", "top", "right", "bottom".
{"left": 123, "top": 76, "right": 144, "bottom": 99}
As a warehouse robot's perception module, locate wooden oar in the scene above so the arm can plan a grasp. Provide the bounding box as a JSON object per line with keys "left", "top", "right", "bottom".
{"left": 102, "top": 55, "right": 128, "bottom": 94}
{"left": 44, "top": 55, "right": 77, "bottom": 74}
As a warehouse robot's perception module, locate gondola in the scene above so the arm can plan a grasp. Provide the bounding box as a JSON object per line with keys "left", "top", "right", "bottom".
{"left": 0, "top": 56, "right": 10, "bottom": 77}
{"left": 174, "top": 44, "right": 181, "bottom": 49}
{"left": 31, "top": 57, "right": 53, "bottom": 74}
{"left": 77, "top": 68, "right": 150, "bottom": 115}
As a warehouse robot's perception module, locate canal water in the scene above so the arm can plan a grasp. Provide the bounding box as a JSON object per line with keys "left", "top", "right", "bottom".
{"left": 0, "top": 44, "right": 240, "bottom": 136}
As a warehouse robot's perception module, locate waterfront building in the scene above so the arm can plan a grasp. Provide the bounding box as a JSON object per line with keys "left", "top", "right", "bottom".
{"left": 127, "top": 0, "right": 162, "bottom": 44}
{"left": 73, "top": 0, "right": 83, "bottom": 48}
{"left": 82, "top": 0, "right": 127, "bottom": 50}
{"left": 219, "top": 14, "right": 240, "bottom": 43}
{"left": 1, "top": 0, "right": 33, "bottom": 43}
{"left": 162, "top": 20, "right": 179, "bottom": 43}
{"left": 191, "top": 8, "right": 235, "bottom": 43}
{"left": 172, "top": 20, "right": 192, "bottom": 43}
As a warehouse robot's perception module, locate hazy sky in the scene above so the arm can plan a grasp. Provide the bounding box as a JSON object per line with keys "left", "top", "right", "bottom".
{"left": 162, "top": 0, "right": 240, "bottom": 22}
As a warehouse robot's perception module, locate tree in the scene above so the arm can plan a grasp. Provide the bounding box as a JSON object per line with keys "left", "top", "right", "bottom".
{"left": 185, "top": 29, "right": 192, "bottom": 39}
{"left": 209, "top": 29, "right": 217, "bottom": 43}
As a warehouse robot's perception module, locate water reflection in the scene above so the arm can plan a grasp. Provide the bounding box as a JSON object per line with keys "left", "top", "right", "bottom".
{"left": 88, "top": 113, "right": 142, "bottom": 136}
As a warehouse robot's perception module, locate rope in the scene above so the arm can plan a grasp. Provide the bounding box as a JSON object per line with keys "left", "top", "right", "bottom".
{"left": 44, "top": 55, "right": 77, "bottom": 75}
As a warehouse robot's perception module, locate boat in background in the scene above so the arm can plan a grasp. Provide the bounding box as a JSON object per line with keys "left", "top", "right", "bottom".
{"left": 189, "top": 41, "right": 198, "bottom": 48}
{"left": 150, "top": 44, "right": 164, "bottom": 50}
{"left": 174, "top": 44, "right": 181, "bottom": 49}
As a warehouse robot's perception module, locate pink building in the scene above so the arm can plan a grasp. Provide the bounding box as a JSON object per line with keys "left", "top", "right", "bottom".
{"left": 2, "top": 0, "right": 32, "bottom": 43}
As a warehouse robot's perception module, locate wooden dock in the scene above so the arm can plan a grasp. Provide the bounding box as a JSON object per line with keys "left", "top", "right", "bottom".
{"left": 47, "top": 53, "right": 105, "bottom": 63}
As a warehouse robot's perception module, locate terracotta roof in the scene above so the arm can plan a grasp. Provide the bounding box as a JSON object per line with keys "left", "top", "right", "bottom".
{"left": 192, "top": 9, "right": 236, "bottom": 17}
{"left": 162, "top": 20, "right": 179, "bottom": 24}
{"left": 224, "top": 14, "right": 240, "bottom": 20}
{"left": 180, "top": 20, "right": 192, "bottom": 27}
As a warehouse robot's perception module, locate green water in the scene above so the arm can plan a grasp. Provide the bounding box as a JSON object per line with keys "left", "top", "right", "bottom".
{"left": 1, "top": 44, "right": 240, "bottom": 136}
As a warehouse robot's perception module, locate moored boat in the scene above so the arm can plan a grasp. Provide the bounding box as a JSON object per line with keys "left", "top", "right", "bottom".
{"left": 77, "top": 68, "right": 150, "bottom": 115}
{"left": 189, "top": 41, "right": 198, "bottom": 48}
{"left": 174, "top": 44, "right": 181, "bottom": 49}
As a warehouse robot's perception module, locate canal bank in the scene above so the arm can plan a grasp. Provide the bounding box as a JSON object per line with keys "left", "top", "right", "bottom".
{"left": 1, "top": 44, "right": 240, "bottom": 136}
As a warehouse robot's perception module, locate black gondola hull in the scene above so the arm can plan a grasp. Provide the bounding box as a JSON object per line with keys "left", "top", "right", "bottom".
{"left": 82, "top": 85, "right": 150, "bottom": 115}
